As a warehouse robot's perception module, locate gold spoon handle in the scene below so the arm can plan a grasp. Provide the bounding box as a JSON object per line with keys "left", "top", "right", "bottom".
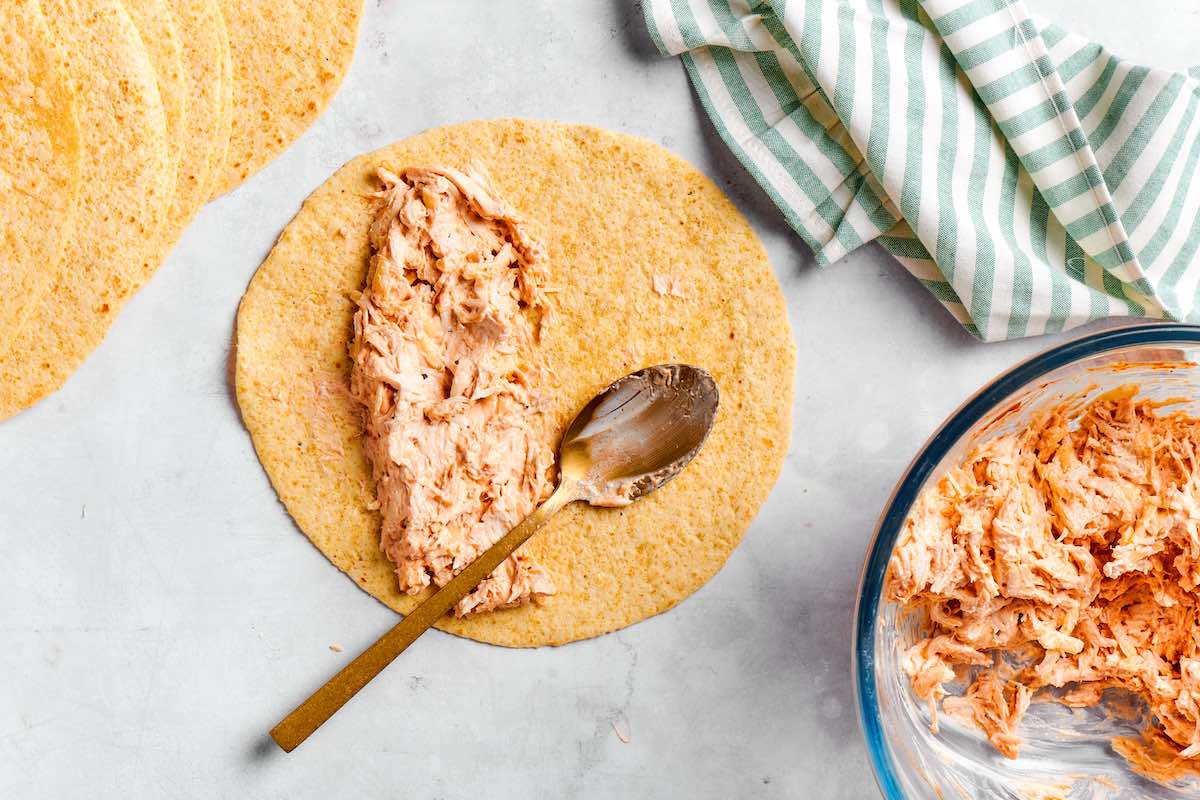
{"left": 269, "top": 482, "right": 578, "bottom": 752}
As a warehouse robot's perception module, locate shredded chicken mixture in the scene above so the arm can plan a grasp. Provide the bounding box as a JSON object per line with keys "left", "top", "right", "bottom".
{"left": 651, "top": 271, "right": 687, "bottom": 298}
{"left": 887, "top": 387, "right": 1200, "bottom": 762}
{"left": 350, "top": 163, "right": 557, "bottom": 616}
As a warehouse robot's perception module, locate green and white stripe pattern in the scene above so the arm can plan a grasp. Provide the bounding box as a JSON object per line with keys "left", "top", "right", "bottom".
{"left": 644, "top": 0, "right": 1200, "bottom": 340}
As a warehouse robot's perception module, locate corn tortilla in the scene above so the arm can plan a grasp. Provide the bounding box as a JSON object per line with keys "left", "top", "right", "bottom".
{"left": 123, "top": 0, "right": 185, "bottom": 272}
{"left": 0, "top": 0, "right": 82, "bottom": 357}
{"left": 235, "top": 120, "right": 795, "bottom": 647}
{"left": 210, "top": 0, "right": 362, "bottom": 197}
{"left": 163, "top": 0, "right": 228, "bottom": 228}
{"left": 200, "top": 0, "right": 234, "bottom": 200}
{"left": 0, "top": 0, "right": 171, "bottom": 420}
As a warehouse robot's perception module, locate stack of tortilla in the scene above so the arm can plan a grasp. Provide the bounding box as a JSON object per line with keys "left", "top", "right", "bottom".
{"left": 0, "top": 0, "right": 362, "bottom": 420}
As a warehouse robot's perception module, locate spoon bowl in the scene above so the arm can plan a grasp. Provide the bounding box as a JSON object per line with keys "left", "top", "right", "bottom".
{"left": 561, "top": 364, "right": 719, "bottom": 506}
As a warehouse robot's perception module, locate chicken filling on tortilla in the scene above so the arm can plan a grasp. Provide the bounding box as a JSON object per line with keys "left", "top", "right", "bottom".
{"left": 350, "top": 164, "right": 556, "bottom": 617}
{"left": 887, "top": 387, "right": 1200, "bottom": 763}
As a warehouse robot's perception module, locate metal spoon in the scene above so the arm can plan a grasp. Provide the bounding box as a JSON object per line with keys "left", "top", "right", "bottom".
{"left": 270, "top": 364, "right": 719, "bottom": 752}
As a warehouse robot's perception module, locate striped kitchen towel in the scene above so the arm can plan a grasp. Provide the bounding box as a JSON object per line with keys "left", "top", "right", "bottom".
{"left": 643, "top": 0, "right": 1200, "bottom": 340}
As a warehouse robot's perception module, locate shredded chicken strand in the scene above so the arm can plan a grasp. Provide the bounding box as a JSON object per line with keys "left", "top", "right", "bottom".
{"left": 887, "top": 389, "right": 1200, "bottom": 762}
{"left": 350, "top": 163, "right": 556, "bottom": 616}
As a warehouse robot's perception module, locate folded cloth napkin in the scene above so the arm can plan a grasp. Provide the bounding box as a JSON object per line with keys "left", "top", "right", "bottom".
{"left": 643, "top": 0, "right": 1200, "bottom": 340}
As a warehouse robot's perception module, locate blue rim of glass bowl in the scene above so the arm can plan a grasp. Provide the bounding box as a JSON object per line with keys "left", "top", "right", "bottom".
{"left": 851, "top": 323, "right": 1200, "bottom": 799}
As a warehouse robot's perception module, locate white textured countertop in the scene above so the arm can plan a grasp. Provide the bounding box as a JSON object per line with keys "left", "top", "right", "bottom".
{"left": 1, "top": 2, "right": 1196, "bottom": 798}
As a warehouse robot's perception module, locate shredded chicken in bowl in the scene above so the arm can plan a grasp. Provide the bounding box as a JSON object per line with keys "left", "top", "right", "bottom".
{"left": 887, "top": 385, "right": 1200, "bottom": 764}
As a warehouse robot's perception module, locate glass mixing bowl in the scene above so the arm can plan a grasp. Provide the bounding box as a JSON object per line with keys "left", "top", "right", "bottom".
{"left": 853, "top": 324, "right": 1200, "bottom": 799}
